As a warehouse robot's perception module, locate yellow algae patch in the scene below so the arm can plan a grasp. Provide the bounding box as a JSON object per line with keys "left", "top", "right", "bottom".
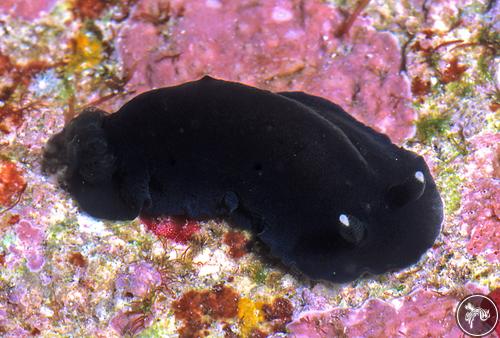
{"left": 237, "top": 297, "right": 265, "bottom": 337}
{"left": 69, "top": 30, "right": 103, "bottom": 72}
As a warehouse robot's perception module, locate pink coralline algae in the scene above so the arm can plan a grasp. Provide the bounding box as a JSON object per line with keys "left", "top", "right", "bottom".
{"left": 115, "top": 262, "right": 162, "bottom": 298}
{"left": 117, "top": 0, "right": 415, "bottom": 143}
{"left": 16, "top": 219, "right": 44, "bottom": 244}
{"left": 288, "top": 289, "right": 474, "bottom": 337}
{"left": 110, "top": 310, "right": 153, "bottom": 337}
{"left": 111, "top": 262, "right": 162, "bottom": 335}
{"left": 0, "top": 0, "right": 57, "bottom": 20}
{"left": 460, "top": 133, "right": 500, "bottom": 262}
{"left": 10, "top": 219, "right": 46, "bottom": 272}
{"left": 4, "top": 283, "right": 49, "bottom": 335}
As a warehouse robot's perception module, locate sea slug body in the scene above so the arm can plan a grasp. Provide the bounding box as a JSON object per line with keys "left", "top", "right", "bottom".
{"left": 43, "top": 76, "right": 443, "bottom": 282}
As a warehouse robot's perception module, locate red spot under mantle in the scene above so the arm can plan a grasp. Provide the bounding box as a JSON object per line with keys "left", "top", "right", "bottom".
{"left": 141, "top": 216, "right": 200, "bottom": 244}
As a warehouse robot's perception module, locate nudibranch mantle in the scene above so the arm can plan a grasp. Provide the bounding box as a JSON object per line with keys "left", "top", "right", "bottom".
{"left": 43, "top": 76, "right": 443, "bottom": 282}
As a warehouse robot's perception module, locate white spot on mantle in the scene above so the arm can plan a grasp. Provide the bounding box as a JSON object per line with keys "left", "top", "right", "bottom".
{"left": 339, "top": 214, "right": 349, "bottom": 227}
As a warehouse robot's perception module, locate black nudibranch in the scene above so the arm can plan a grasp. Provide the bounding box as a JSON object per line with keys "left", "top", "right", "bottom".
{"left": 42, "top": 76, "right": 443, "bottom": 283}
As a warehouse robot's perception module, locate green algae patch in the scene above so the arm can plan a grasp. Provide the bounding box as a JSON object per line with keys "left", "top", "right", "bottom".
{"left": 252, "top": 264, "right": 268, "bottom": 285}
{"left": 435, "top": 165, "right": 463, "bottom": 216}
{"left": 445, "top": 77, "right": 475, "bottom": 98}
{"left": 477, "top": 52, "right": 495, "bottom": 84}
{"left": 1, "top": 231, "right": 16, "bottom": 250}
{"left": 244, "top": 262, "right": 268, "bottom": 285}
{"left": 415, "top": 113, "right": 451, "bottom": 144}
{"left": 136, "top": 318, "right": 176, "bottom": 338}
{"left": 485, "top": 111, "right": 499, "bottom": 132}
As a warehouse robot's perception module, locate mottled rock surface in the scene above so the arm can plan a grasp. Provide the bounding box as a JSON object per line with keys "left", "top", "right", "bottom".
{"left": 0, "top": 0, "right": 498, "bottom": 336}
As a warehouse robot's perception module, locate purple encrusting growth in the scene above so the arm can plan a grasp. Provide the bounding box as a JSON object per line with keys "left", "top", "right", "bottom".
{"left": 461, "top": 133, "right": 500, "bottom": 262}
{"left": 110, "top": 262, "right": 161, "bottom": 335}
{"left": 288, "top": 284, "right": 488, "bottom": 337}
{"left": 0, "top": 0, "right": 57, "bottom": 20}
{"left": 115, "top": 262, "right": 162, "bottom": 298}
{"left": 3, "top": 282, "right": 51, "bottom": 335}
{"left": 110, "top": 310, "right": 154, "bottom": 336}
{"left": 10, "top": 219, "right": 46, "bottom": 272}
{"left": 118, "top": 0, "right": 415, "bottom": 143}
{"left": 111, "top": 263, "right": 162, "bottom": 335}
